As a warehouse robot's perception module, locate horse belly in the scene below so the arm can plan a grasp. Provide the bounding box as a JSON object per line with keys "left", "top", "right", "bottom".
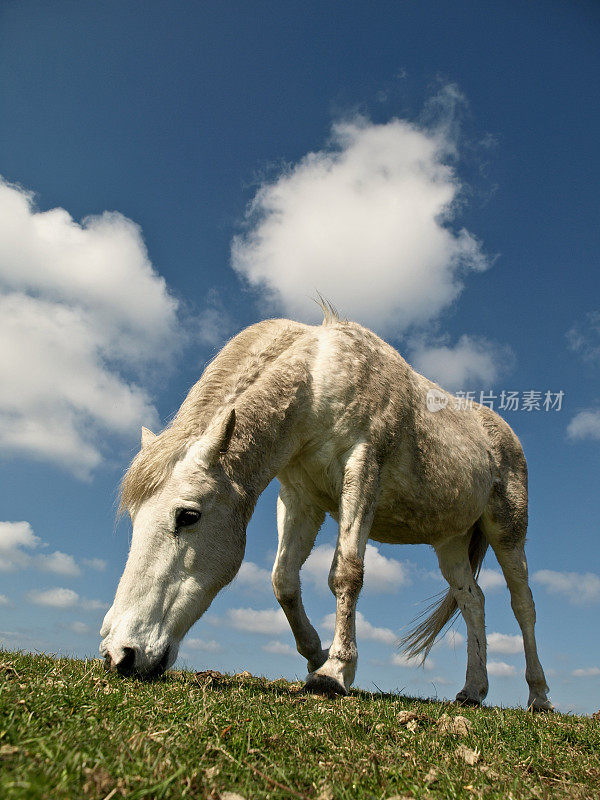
{"left": 372, "top": 447, "right": 494, "bottom": 545}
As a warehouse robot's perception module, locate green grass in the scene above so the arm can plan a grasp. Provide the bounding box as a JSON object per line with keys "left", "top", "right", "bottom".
{"left": 1, "top": 650, "right": 599, "bottom": 800}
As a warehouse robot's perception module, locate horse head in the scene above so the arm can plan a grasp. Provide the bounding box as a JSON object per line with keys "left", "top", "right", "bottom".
{"left": 100, "top": 407, "right": 244, "bottom": 678}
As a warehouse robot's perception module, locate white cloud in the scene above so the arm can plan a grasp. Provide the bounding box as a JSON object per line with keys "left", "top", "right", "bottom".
{"left": 225, "top": 607, "right": 288, "bottom": 635}
{"left": 0, "top": 519, "right": 97, "bottom": 577}
{"left": 303, "top": 543, "right": 410, "bottom": 594}
{"left": 567, "top": 311, "right": 600, "bottom": 363}
{"left": 27, "top": 587, "right": 80, "bottom": 608}
{"left": 391, "top": 652, "right": 435, "bottom": 671}
{"left": 0, "top": 594, "right": 10, "bottom": 606}
{"left": 487, "top": 632, "right": 523, "bottom": 654}
{"left": 232, "top": 561, "right": 272, "bottom": 592}
{"left": 478, "top": 569, "right": 505, "bottom": 592}
{"left": 430, "top": 674, "right": 452, "bottom": 686}
{"left": 0, "top": 521, "right": 41, "bottom": 570}
{"left": 425, "top": 569, "right": 445, "bottom": 583}
{"left": 409, "top": 335, "right": 513, "bottom": 391}
{"left": 185, "top": 637, "right": 223, "bottom": 653}
{"left": 0, "top": 177, "right": 179, "bottom": 477}
{"left": 322, "top": 610, "right": 397, "bottom": 645}
{"left": 194, "top": 288, "right": 234, "bottom": 348}
{"left": 36, "top": 551, "right": 81, "bottom": 577}
{"left": 302, "top": 545, "right": 335, "bottom": 586}
{"left": 262, "top": 640, "right": 297, "bottom": 657}
{"left": 82, "top": 558, "right": 107, "bottom": 572}
{"left": 533, "top": 569, "right": 600, "bottom": 605}
{"left": 488, "top": 661, "right": 516, "bottom": 677}
{"left": 442, "top": 630, "right": 465, "bottom": 649}
{"left": 363, "top": 544, "right": 411, "bottom": 591}
{"left": 27, "top": 587, "right": 107, "bottom": 610}
{"left": 80, "top": 598, "right": 109, "bottom": 611}
{"left": 231, "top": 110, "right": 488, "bottom": 334}
{"left": 567, "top": 410, "right": 600, "bottom": 442}
{"left": 67, "top": 621, "right": 92, "bottom": 635}
{"left": 572, "top": 667, "right": 600, "bottom": 678}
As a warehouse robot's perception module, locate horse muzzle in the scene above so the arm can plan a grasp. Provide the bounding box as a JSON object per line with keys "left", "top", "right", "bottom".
{"left": 101, "top": 641, "right": 173, "bottom": 680}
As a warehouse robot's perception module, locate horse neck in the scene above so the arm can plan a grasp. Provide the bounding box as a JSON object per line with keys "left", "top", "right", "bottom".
{"left": 226, "top": 383, "right": 307, "bottom": 509}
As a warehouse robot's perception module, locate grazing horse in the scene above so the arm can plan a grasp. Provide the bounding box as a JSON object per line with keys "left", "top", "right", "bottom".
{"left": 100, "top": 310, "right": 552, "bottom": 710}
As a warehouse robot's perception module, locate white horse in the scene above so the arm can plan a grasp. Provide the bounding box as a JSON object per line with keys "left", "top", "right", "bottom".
{"left": 100, "top": 310, "right": 552, "bottom": 710}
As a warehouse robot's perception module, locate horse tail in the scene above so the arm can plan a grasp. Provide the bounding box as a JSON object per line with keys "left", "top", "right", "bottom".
{"left": 400, "top": 520, "right": 489, "bottom": 661}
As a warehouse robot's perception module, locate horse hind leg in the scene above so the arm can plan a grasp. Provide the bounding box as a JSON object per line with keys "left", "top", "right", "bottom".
{"left": 435, "top": 530, "right": 489, "bottom": 705}
{"left": 481, "top": 502, "right": 553, "bottom": 711}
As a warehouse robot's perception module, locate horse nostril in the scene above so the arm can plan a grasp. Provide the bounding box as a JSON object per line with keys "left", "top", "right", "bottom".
{"left": 115, "top": 646, "right": 136, "bottom": 676}
{"left": 158, "top": 646, "right": 170, "bottom": 672}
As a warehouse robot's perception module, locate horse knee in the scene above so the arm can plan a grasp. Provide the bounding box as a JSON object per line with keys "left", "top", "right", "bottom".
{"left": 271, "top": 567, "right": 298, "bottom": 605}
{"left": 328, "top": 553, "right": 364, "bottom": 599}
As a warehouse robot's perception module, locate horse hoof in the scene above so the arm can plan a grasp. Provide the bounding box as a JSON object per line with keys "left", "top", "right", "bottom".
{"left": 455, "top": 691, "right": 481, "bottom": 707}
{"left": 304, "top": 673, "right": 347, "bottom": 697}
{"left": 529, "top": 698, "right": 554, "bottom": 713}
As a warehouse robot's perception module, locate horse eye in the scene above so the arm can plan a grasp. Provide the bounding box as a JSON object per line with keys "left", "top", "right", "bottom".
{"left": 175, "top": 509, "right": 201, "bottom": 530}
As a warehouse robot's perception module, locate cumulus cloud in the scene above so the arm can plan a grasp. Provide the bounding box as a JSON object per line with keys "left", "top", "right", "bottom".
{"left": 67, "top": 621, "right": 92, "bottom": 635}
{"left": 572, "top": 667, "right": 600, "bottom": 678}
{"left": 487, "top": 661, "right": 516, "bottom": 677}
{"left": 533, "top": 569, "right": 600, "bottom": 605}
{"left": 184, "top": 637, "right": 223, "bottom": 653}
{"left": 409, "top": 334, "right": 513, "bottom": 391}
{"left": 82, "top": 558, "right": 107, "bottom": 572}
{"left": 232, "top": 561, "right": 272, "bottom": 592}
{"left": 322, "top": 610, "right": 397, "bottom": 645}
{"left": 442, "top": 630, "right": 465, "bottom": 649}
{"left": 0, "top": 178, "right": 179, "bottom": 477}
{"left": 567, "top": 311, "right": 600, "bottom": 363}
{"left": 262, "top": 640, "right": 297, "bottom": 657}
{"left": 232, "top": 109, "right": 488, "bottom": 334}
{"left": 27, "top": 587, "right": 80, "bottom": 608}
{"left": 0, "top": 521, "right": 41, "bottom": 571}
{"left": 478, "top": 569, "right": 505, "bottom": 592}
{"left": 0, "top": 594, "right": 10, "bottom": 606}
{"left": 0, "top": 519, "right": 103, "bottom": 577}
{"left": 27, "top": 587, "right": 107, "bottom": 610}
{"left": 487, "top": 632, "right": 523, "bottom": 654}
{"left": 391, "top": 652, "right": 435, "bottom": 671}
{"left": 303, "top": 543, "right": 410, "bottom": 594}
{"left": 225, "top": 607, "right": 288, "bottom": 635}
{"left": 301, "top": 545, "right": 333, "bottom": 586}
{"left": 193, "top": 288, "right": 234, "bottom": 349}
{"left": 567, "top": 410, "right": 600, "bottom": 442}
{"left": 35, "top": 551, "right": 80, "bottom": 577}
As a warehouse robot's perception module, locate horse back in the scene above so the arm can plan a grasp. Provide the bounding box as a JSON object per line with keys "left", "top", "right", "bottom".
{"left": 300, "top": 321, "right": 519, "bottom": 545}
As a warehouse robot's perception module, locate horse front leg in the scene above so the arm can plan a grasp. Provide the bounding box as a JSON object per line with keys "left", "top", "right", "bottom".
{"left": 272, "top": 484, "right": 328, "bottom": 673}
{"left": 304, "top": 444, "right": 380, "bottom": 696}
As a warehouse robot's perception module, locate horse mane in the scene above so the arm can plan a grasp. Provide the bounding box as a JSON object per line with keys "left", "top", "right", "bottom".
{"left": 315, "top": 295, "right": 341, "bottom": 326}
{"left": 118, "top": 313, "right": 335, "bottom": 515}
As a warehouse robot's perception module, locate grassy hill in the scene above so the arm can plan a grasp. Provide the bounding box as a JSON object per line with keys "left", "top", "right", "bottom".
{"left": 1, "top": 649, "right": 598, "bottom": 799}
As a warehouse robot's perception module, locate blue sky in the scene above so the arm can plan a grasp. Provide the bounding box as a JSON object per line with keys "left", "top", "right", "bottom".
{"left": 1, "top": 0, "right": 599, "bottom": 714}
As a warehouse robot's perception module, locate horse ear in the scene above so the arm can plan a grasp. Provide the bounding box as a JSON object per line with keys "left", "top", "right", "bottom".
{"left": 141, "top": 426, "right": 157, "bottom": 449}
{"left": 192, "top": 407, "right": 236, "bottom": 467}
